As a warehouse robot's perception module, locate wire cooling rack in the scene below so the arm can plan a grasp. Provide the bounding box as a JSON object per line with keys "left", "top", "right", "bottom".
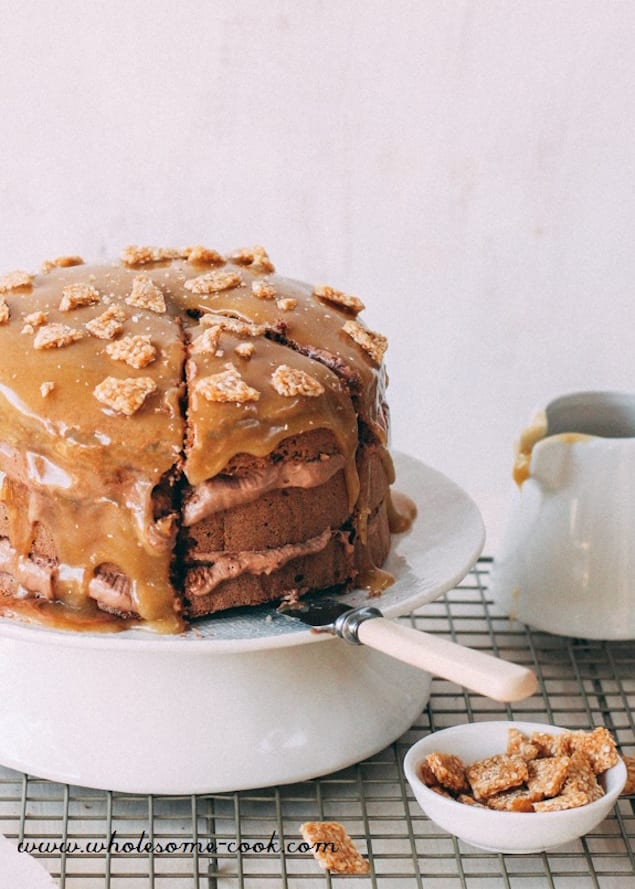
{"left": 1, "top": 557, "right": 634, "bottom": 888}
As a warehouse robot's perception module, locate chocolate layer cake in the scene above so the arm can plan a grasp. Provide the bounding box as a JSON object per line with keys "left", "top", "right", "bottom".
{"left": 0, "top": 246, "right": 404, "bottom": 633}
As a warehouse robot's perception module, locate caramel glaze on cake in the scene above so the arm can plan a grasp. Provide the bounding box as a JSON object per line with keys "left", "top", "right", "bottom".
{"left": 0, "top": 247, "right": 413, "bottom": 633}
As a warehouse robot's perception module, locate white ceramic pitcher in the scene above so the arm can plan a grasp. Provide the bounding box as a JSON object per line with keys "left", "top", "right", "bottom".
{"left": 490, "top": 391, "right": 635, "bottom": 639}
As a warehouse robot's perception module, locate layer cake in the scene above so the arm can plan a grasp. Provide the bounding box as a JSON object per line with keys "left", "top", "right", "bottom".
{"left": 0, "top": 246, "right": 404, "bottom": 632}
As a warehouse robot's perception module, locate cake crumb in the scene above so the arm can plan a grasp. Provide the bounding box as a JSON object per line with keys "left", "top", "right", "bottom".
{"left": 126, "top": 275, "right": 167, "bottom": 314}
{"left": 184, "top": 269, "right": 242, "bottom": 295}
{"left": 252, "top": 280, "right": 276, "bottom": 300}
{"left": 342, "top": 320, "right": 387, "bottom": 365}
{"left": 314, "top": 284, "right": 365, "bottom": 315}
{"left": 299, "top": 822, "right": 370, "bottom": 875}
{"left": 86, "top": 305, "right": 126, "bottom": 340}
{"left": 228, "top": 245, "right": 275, "bottom": 273}
{"left": 42, "top": 255, "right": 84, "bottom": 273}
{"left": 0, "top": 270, "right": 33, "bottom": 293}
{"left": 59, "top": 282, "right": 101, "bottom": 311}
{"left": 186, "top": 245, "right": 225, "bottom": 266}
{"left": 93, "top": 376, "right": 157, "bottom": 415}
{"left": 235, "top": 342, "right": 255, "bottom": 360}
{"left": 106, "top": 334, "right": 157, "bottom": 369}
{"left": 121, "top": 245, "right": 183, "bottom": 266}
{"left": 276, "top": 297, "right": 297, "bottom": 312}
{"left": 194, "top": 366, "right": 260, "bottom": 404}
{"left": 34, "top": 323, "right": 84, "bottom": 350}
{"left": 272, "top": 364, "right": 324, "bottom": 398}
{"left": 0, "top": 299, "right": 9, "bottom": 324}
{"left": 40, "top": 381, "right": 55, "bottom": 398}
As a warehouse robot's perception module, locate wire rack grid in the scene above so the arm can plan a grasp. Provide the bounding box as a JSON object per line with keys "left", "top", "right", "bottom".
{"left": 1, "top": 558, "right": 634, "bottom": 888}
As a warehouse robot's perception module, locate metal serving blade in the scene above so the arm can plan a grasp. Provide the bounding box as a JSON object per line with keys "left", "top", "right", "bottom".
{"left": 278, "top": 596, "right": 538, "bottom": 703}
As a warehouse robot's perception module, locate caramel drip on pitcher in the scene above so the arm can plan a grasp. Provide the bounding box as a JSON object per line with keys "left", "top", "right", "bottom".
{"left": 0, "top": 252, "right": 392, "bottom": 631}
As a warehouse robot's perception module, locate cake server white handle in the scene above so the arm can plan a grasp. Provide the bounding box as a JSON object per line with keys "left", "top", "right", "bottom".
{"left": 338, "top": 607, "right": 537, "bottom": 703}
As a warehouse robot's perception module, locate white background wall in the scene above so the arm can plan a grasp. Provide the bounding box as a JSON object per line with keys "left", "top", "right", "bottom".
{"left": 1, "top": 0, "right": 634, "bottom": 548}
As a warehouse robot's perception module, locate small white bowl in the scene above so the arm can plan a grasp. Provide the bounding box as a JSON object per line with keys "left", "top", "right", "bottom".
{"left": 403, "top": 721, "right": 627, "bottom": 854}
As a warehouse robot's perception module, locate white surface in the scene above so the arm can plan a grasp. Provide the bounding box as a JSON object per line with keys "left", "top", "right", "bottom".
{"left": 403, "top": 721, "right": 627, "bottom": 854}
{"left": 0, "top": 835, "right": 57, "bottom": 888}
{"left": 0, "top": 456, "right": 481, "bottom": 794}
{"left": 490, "top": 392, "right": 635, "bottom": 638}
{"left": 2, "top": 2, "right": 635, "bottom": 547}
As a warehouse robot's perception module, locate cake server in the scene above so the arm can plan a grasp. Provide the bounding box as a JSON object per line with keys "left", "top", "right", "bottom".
{"left": 278, "top": 597, "right": 537, "bottom": 702}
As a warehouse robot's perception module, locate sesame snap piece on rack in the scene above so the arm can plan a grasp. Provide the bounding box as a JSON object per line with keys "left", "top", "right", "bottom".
{"left": 299, "top": 821, "right": 370, "bottom": 875}
{"left": 621, "top": 755, "right": 635, "bottom": 795}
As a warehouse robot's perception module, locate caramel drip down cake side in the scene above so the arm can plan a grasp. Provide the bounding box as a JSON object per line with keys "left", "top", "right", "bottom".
{"left": 0, "top": 247, "right": 394, "bottom": 632}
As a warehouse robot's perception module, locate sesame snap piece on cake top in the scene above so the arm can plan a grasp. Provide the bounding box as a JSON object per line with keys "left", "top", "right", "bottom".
{"left": 0, "top": 246, "right": 406, "bottom": 633}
